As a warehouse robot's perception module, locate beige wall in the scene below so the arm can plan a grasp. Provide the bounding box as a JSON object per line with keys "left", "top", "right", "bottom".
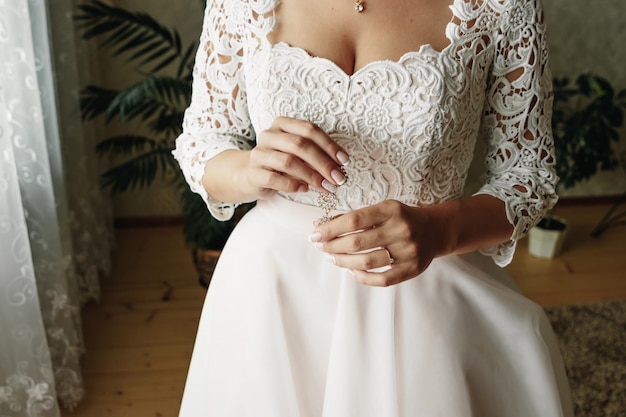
{"left": 98, "top": 0, "right": 626, "bottom": 217}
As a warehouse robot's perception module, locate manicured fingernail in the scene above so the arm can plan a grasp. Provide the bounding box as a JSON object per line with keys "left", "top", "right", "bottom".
{"left": 336, "top": 151, "right": 350, "bottom": 166}
{"left": 331, "top": 169, "right": 346, "bottom": 185}
{"left": 297, "top": 184, "right": 308, "bottom": 193}
{"left": 324, "top": 254, "right": 336, "bottom": 265}
{"left": 322, "top": 179, "right": 337, "bottom": 193}
{"left": 308, "top": 231, "right": 322, "bottom": 242}
{"left": 315, "top": 242, "right": 324, "bottom": 250}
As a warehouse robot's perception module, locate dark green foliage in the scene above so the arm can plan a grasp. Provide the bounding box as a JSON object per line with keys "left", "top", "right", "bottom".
{"left": 76, "top": 0, "right": 251, "bottom": 250}
{"left": 75, "top": 0, "right": 189, "bottom": 74}
{"left": 181, "top": 187, "right": 253, "bottom": 250}
{"left": 552, "top": 73, "right": 626, "bottom": 189}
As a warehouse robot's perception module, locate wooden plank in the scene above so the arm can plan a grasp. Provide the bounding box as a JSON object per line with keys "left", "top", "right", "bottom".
{"left": 87, "top": 283, "right": 206, "bottom": 312}
{"left": 81, "top": 344, "right": 193, "bottom": 375}
{"left": 82, "top": 308, "right": 202, "bottom": 348}
{"left": 72, "top": 395, "right": 182, "bottom": 417}
{"left": 80, "top": 369, "right": 188, "bottom": 402}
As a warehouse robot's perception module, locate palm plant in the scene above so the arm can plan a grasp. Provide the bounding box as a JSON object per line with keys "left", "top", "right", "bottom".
{"left": 75, "top": 0, "right": 251, "bottom": 287}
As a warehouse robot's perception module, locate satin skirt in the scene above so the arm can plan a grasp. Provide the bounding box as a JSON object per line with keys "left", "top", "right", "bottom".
{"left": 179, "top": 195, "right": 573, "bottom": 417}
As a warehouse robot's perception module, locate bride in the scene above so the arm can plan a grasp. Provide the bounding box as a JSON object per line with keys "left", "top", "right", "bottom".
{"left": 173, "top": 0, "right": 574, "bottom": 415}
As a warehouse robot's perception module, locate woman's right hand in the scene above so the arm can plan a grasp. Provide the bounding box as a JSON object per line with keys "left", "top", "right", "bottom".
{"left": 237, "top": 116, "right": 350, "bottom": 200}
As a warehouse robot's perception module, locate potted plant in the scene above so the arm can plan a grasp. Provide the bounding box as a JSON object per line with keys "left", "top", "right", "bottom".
{"left": 528, "top": 73, "right": 626, "bottom": 258}
{"left": 76, "top": 0, "right": 252, "bottom": 287}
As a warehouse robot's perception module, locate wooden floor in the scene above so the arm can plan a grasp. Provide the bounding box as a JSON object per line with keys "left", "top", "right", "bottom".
{"left": 70, "top": 203, "right": 626, "bottom": 416}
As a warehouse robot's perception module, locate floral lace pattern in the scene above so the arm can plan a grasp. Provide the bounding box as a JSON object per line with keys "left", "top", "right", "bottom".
{"left": 173, "top": 0, "right": 557, "bottom": 266}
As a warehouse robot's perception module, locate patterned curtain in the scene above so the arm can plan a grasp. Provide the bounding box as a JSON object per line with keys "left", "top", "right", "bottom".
{"left": 0, "top": 0, "right": 113, "bottom": 415}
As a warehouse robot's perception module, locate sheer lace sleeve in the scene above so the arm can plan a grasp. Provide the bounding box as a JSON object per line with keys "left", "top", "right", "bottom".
{"left": 475, "top": 0, "right": 558, "bottom": 266}
{"left": 172, "top": 0, "right": 254, "bottom": 220}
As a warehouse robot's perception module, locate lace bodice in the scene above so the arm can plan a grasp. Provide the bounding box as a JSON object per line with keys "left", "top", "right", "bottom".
{"left": 173, "top": 0, "right": 558, "bottom": 266}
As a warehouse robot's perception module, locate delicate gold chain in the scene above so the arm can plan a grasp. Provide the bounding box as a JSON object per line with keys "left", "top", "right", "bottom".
{"left": 316, "top": 167, "right": 348, "bottom": 224}
{"left": 316, "top": 192, "right": 340, "bottom": 224}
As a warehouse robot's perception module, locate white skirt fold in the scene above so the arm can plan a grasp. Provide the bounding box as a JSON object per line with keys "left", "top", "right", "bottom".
{"left": 179, "top": 196, "right": 573, "bottom": 417}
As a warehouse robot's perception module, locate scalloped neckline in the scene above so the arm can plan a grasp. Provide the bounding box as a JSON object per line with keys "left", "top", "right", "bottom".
{"left": 269, "top": 40, "right": 452, "bottom": 79}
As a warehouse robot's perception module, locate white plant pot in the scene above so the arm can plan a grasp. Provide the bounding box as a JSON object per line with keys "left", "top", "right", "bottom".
{"left": 527, "top": 217, "right": 568, "bottom": 259}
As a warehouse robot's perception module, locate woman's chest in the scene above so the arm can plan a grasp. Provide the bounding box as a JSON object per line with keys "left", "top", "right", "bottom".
{"left": 265, "top": 0, "right": 456, "bottom": 76}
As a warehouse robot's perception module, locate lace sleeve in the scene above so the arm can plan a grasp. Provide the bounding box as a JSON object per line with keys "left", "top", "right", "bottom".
{"left": 475, "top": 0, "right": 558, "bottom": 266}
{"left": 172, "top": 0, "right": 255, "bottom": 220}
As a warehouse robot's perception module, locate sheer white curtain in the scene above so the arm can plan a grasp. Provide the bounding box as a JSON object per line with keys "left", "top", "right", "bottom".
{"left": 0, "top": 0, "right": 113, "bottom": 415}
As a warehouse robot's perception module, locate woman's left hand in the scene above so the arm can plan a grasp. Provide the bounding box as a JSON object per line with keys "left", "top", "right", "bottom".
{"left": 309, "top": 200, "right": 451, "bottom": 287}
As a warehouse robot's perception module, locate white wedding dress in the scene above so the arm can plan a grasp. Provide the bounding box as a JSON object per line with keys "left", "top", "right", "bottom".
{"left": 173, "top": 0, "right": 574, "bottom": 415}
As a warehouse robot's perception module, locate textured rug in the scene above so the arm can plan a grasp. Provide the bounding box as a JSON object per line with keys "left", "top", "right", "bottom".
{"left": 545, "top": 299, "right": 626, "bottom": 416}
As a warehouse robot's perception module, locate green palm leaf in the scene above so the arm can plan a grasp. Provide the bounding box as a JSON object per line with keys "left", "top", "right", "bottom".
{"left": 77, "top": 0, "right": 254, "bottom": 254}
{"left": 75, "top": 0, "right": 185, "bottom": 72}
{"left": 99, "top": 146, "right": 175, "bottom": 194}
{"left": 80, "top": 85, "right": 117, "bottom": 121}
{"left": 95, "top": 134, "right": 158, "bottom": 156}
{"left": 148, "top": 110, "right": 185, "bottom": 138}
{"left": 81, "top": 76, "right": 189, "bottom": 125}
